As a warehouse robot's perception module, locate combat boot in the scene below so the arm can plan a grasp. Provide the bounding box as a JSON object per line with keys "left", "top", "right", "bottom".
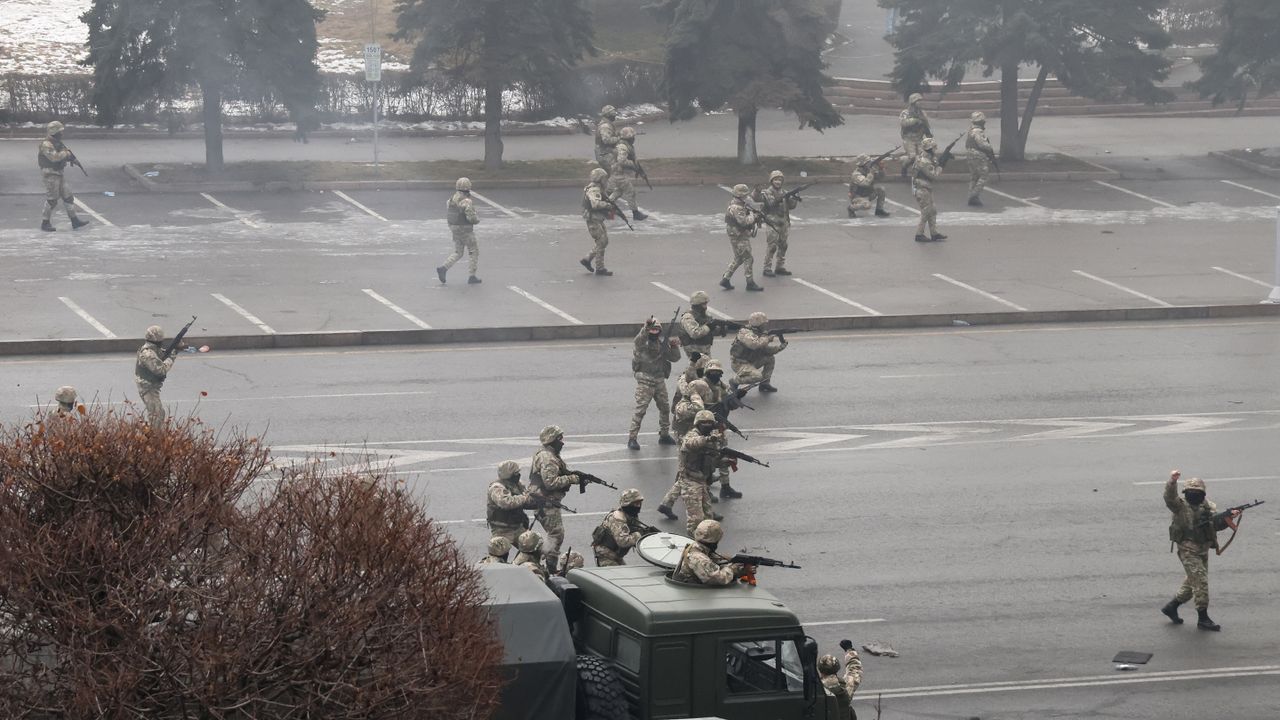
{"left": 657, "top": 504, "right": 678, "bottom": 520}
{"left": 1161, "top": 599, "right": 1184, "bottom": 624}
{"left": 762, "top": 268, "right": 775, "bottom": 278}
{"left": 875, "top": 207, "right": 890, "bottom": 217}
{"left": 595, "top": 267, "right": 613, "bottom": 276}
{"left": 775, "top": 267, "right": 792, "bottom": 276}
{"left": 71, "top": 218, "right": 90, "bottom": 230}
{"left": 632, "top": 209, "right": 648, "bottom": 221}
{"left": 968, "top": 196, "right": 983, "bottom": 207}
{"left": 436, "top": 266, "right": 447, "bottom": 284}
{"left": 720, "top": 485, "right": 743, "bottom": 499}
{"left": 711, "top": 512, "right": 724, "bottom": 521}
{"left": 847, "top": 208, "right": 857, "bottom": 218}
{"left": 627, "top": 436, "right": 640, "bottom": 450}
{"left": 467, "top": 275, "right": 482, "bottom": 284}
{"left": 931, "top": 232, "right": 948, "bottom": 241}
{"left": 41, "top": 220, "right": 55, "bottom": 232}
{"left": 914, "top": 234, "right": 930, "bottom": 242}
{"left": 1196, "top": 608, "right": 1220, "bottom": 631}
{"left": 580, "top": 258, "right": 594, "bottom": 272}
{"left": 720, "top": 277, "right": 734, "bottom": 291}
{"left": 658, "top": 432, "right": 677, "bottom": 446}
{"left": 745, "top": 281, "right": 764, "bottom": 292}
{"left": 759, "top": 382, "right": 778, "bottom": 393}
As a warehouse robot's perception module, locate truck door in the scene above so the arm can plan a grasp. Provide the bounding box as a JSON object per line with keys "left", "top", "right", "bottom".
{"left": 717, "top": 635, "right": 808, "bottom": 719}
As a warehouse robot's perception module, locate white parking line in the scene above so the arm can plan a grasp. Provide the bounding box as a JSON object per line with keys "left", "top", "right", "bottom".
{"left": 932, "top": 274, "right": 1028, "bottom": 312}
{"left": 985, "top": 188, "right": 1043, "bottom": 208}
{"left": 863, "top": 665, "right": 1280, "bottom": 701}
{"left": 211, "top": 293, "right": 276, "bottom": 333}
{"left": 650, "top": 281, "right": 731, "bottom": 319}
{"left": 362, "top": 289, "right": 432, "bottom": 329}
{"left": 201, "top": 193, "right": 261, "bottom": 228}
{"left": 73, "top": 198, "right": 116, "bottom": 227}
{"left": 1133, "top": 474, "right": 1279, "bottom": 486}
{"left": 884, "top": 197, "right": 921, "bottom": 215}
{"left": 508, "top": 286, "right": 584, "bottom": 325}
{"left": 801, "top": 619, "right": 887, "bottom": 627}
{"left": 57, "top": 297, "right": 116, "bottom": 338}
{"left": 332, "top": 190, "right": 388, "bottom": 222}
{"left": 1072, "top": 270, "right": 1173, "bottom": 307}
{"left": 1211, "top": 266, "right": 1273, "bottom": 289}
{"left": 470, "top": 191, "right": 521, "bottom": 219}
{"left": 792, "top": 278, "right": 882, "bottom": 315}
{"left": 1220, "top": 179, "right": 1280, "bottom": 201}
{"left": 1091, "top": 180, "right": 1177, "bottom": 208}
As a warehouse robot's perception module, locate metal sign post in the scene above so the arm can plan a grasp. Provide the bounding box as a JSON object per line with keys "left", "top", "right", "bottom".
{"left": 1268, "top": 206, "right": 1280, "bottom": 303}
{"left": 364, "top": 42, "right": 382, "bottom": 173}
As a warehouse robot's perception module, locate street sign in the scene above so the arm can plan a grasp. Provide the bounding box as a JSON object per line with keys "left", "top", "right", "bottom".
{"left": 364, "top": 43, "right": 382, "bottom": 83}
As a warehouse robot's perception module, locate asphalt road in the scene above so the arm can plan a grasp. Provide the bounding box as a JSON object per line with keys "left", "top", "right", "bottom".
{"left": 3, "top": 319, "right": 1277, "bottom": 718}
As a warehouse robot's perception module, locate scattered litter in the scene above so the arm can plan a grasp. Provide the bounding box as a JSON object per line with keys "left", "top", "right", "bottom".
{"left": 1115, "top": 664, "right": 1138, "bottom": 671}
{"left": 198, "top": 345, "right": 211, "bottom": 353}
{"left": 1112, "top": 651, "right": 1152, "bottom": 665}
{"left": 952, "top": 319, "right": 971, "bottom": 326}
{"left": 102, "top": 191, "right": 115, "bottom": 197}
{"left": 862, "top": 641, "right": 899, "bottom": 658}
{"left": 799, "top": 170, "right": 808, "bottom": 178}
{"left": 143, "top": 171, "right": 159, "bottom": 177}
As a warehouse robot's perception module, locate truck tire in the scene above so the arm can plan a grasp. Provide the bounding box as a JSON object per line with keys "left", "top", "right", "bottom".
{"left": 575, "top": 654, "right": 629, "bottom": 720}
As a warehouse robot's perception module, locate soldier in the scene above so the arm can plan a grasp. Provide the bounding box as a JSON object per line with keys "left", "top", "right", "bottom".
{"left": 847, "top": 155, "right": 890, "bottom": 219}
{"left": 607, "top": 127, "right": 648, "bottom": 221}
{"left": 751, "top": 170, "right": 799, "bottom": 278}
{"left": 721, "top": 184, "right": 764, "bottom": 292}
{"left": 529, "top": 425, "right": 580, "bottom": 573}
{"left": 628, "top": 317, "right": 682, "bottom": 450}
{"left": 820, "top": 641, "right": 865, "bottom": 720}
{"left": 37, "top": 121, "right": 88, "bottom": 232}
{"left": 899, "top": 92, "right": 932, "bottom": 176}
{"left": 671, "top": 519, "right": 747, "bottom": 586}
{"left": 513, "top": 529, "right": 545, "bottom": 568}
{"left": 594, "top": 105, "right": 620, "bottom": 167}
{"left": 437, "top": 177, "right": 481, "bottom": 285}
{"left": 910, "top": 137, "right": 946, "bottom": 242}
{"left": 580, "top": 168, "right": 618, "bottom": 277}
{"left": 591, "top": 488, "right": 648, "bottom": 566}
{"left": 53, "top": 385, "right": 78, "bottom": 415}
{"left": 486, "top": 460, "right": 532, "bottom": 545}
{"left": 730, "top": 312, "right": 787, "bottom": 392}
{"left": 677, "top": 291, "right": 717, "bottom": 360}
{"left": 556, "top": 549, "right": 586, "bottom": 575}
{"left": 478, "top": 536, "right": 512, "bottom": 565}
{"left": 700, "top": 359, "right": 742, "bottom": 500}
{"left": 676, "top": 410, "right": 729, "bottom": 536}
{"left": 965, "top": 111, "right": 995, "bottom": 207}
{"left": 657, "top": 378, "right": 715, "bottom": 520}
{"left": 135, "top": 325, "right": 177, "bottom": 429}
{"left": 1161, "top": 471, "right": 1239, "bottom": 631}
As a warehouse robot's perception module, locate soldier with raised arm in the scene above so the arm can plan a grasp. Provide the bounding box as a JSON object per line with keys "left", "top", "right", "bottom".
{"left": 1161, "top": 470, "right": 1239, "bottom": 631}
{"left": 628, "top": 317, "right": 682, "bottom": 450}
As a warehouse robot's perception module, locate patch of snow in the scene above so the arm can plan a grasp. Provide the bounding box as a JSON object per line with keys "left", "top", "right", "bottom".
{"left": 0, "top": 0, "right": 90, "bottom": 75}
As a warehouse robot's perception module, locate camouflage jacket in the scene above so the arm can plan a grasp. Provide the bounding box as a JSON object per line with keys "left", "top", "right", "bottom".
{"left": 730, "top": 327, "right": 785, "bottom": 365}
{"left": 724, "top": 199, "right": 757, "bottom": 239}
{"left": 633, "top": 325, "right": 681, "bottom": 379}
{"left": 966, "top": 126, "right": 993, "bottom": 160}
{"left": 608, "top": 141, "right": 636, "bottom": 176}
{"left": 1165, "top": 478, "right": 1225, "bottom": 552}
{"left": 678, "top": 308, "right": 714, "bottom": 351}
{"left": 678, "top": 428, "right": 723, "bottom": 481}
{"left": 477, "top": 554, "right": 509, "bottom": 565}
{"left": 38, "top": 137, "right": 72, "bottom": 173}
{"left": 850, "top": 165, "right": 883, "bottom": 197}
{"left": 135, "top": 341, "right": 173, "bottom": 389}
{"left": 447, "top": 191, "right": 480, "bottom": 226}
{"left": 595, "top": 118, "right": 618, "bottom": 150}
{"left": 592, "top": 509, "right": 643, "bottom": 561}
{"left": 487, "top": 476, "right": 531, "bottom": 529}
{"left": 582, "top": 182, "right": 614, "bottom": 221}
{"left": 751, "top": 184, "right": 798, "bottom": 224}
{"left": 672, "top": 542, "right": 738, "bottom": 585}
{"left": 899, "top": 106, "right": 930, "bottom": 140}
{"left": 911, "top": 153, "right": 941, "bottom": 189}
{"left": 530, "top": 446, "right": 576, "bottom": 500}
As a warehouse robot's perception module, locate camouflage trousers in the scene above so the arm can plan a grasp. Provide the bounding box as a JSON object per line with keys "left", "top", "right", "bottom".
{"left": 912, "top": 183, "right": 938, "bottom": 236}
{"left": 732, "top": 356, "right": 775, "bottom": 385}
{"left": 607, "top": 174, "right": 638, "bottom": 213}
{"left": 901, "top": 137, "right": 924, "bottom": 166}
{"left": 629, "top": 375, "right": 671, "bottom": 438}
{"left": 586, "top": 218, "right": 609, "bottom": 270}
{"left": 534, "top": 506, "right": 566, "bottom": 558}
{"left": 594, "top": 550, "right": 626, "bottom": 567}
{"left": 443, "top": 225, "right": 479, "bottom": 276}
{"left": 723, "top": 236, "right": 755, "bottom": 282}
{"left": 594, "top": 146, "right": 613, "bottom": 169}
{"left": 848, "top": 186, "right": 886, "bottom": 214}
{"left": 678, "top": 475, "right": 714, "bottom": 537}
{"left": 762, "top": 222, "right": 789, "bottom": 272}
{"left": 487, "top": 523, "right": 526, "bottom": 547}
{"left": 137, "top": 382, "right": 165, "bottom": 429}
{"left": 1174, "top": 546, "right": 1211, "bottom": 609}
{"left": 968, "top": 154, "right": 990, "bottom": 199}
{"left": 42, "top": 171, "right": 81, "bottom": 224}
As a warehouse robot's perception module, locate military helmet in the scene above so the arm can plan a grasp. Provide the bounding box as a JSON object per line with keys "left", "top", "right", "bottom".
{"left": 455, "top": 177, "right": 472, "bottom": 191}
{"left": 145, "top": 325, "right": 164, "bottom": 343}
{"left": 488, "top": 536, "right": 512, "bottom": 556}
{"left": 732, "top": 184, "right": 751, "bottom": 198}
{"left": 47, "top": 120, "right": 65, "bottom": 135}
{"left": 560, "top": 549, "right": 585, "bottom": 571}
{"left": 704, "top": 358, "right": 724, "bottom": 372}
{"left": 600, "top": 104, "right": 617, "bottom": 118}
{"left": 619, "top": 126, "right": 636, "bottom": 140}
{"left": 620, "top": 488, "right": 644, "bottom": 507}
{"left": 855, "top": 154, "right": 871, "bottom": 166}
{"left": 694, "top": 409, "right": 716, "bottom": 425}
{"left": 769, "top": 170, "right": 784, "bottom": 181}
{"left": 590, "top": 167, "right": 609, "bottom": 184}
{"left": 748, "top": 311, "right": 768, "bottom": 327}
{"left": 688, "top": 378, "right": 711, "bottom": 400}
{"left": 1183, "top": 477, "right": 1207, "bottom": 492}
{"left": 907, "top": 92, "right": 923, "bottom": 105}
{"left": 539, "top": 425, "right": 564, "bottom": 445}
{"left": 497, "top": 460, "right": 520, "bottom": 480}
{"left": 693, "top": 519, "right": 724, "bottom": 544}
{"left": 921, "top": 137, "right": 938, "bottom": 152}
{"left": 690, "top": 290, "right": 709, "bottom": 305}
{"left": 516, "top": 530, "right": 543, "bottom": 553}
{"left": 55, "top": 385, "right": 77, "bottom": 404}
{"left": 818, "top": 654, "right": 839, "bottom": 674}
{"left": 971, "top": 111, "right": 986, "bottom": 124}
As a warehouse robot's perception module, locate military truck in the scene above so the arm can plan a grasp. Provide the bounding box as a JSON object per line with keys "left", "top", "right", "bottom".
{"left": 482, "top": 532, "right": 845, "bottom": 720}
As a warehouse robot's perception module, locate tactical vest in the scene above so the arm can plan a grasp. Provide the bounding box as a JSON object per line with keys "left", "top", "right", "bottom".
{"left": 1169, "top": 502, "right": 1218, "bottom": 545}
{"left": 677, "top": 310, "right": 710, "bottom": 349}
{"left": 446, "top": 194, "right": 471, "bottom": 226}
{"left": 486, "top": 478, "right": 530, "bottom": 528}
{"left": 135, "top": 344, "right": 166, "bottom": 385}
{"left": 679, "top": 436, "right": 719, "bottom": 481}
{"left": 529, "top": 448, "right": 566, "bottom": 492}
{"left": 37, "top": 143, "right": 65, "bottom": 171}
{"left": 591, "top": 513, "right": 634, "bottom": 556}
{"left": 729, "top": 335, "right": 756, "bottom": 362}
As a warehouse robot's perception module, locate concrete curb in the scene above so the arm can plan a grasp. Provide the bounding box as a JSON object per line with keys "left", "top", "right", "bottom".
{"left": 1208, "top": 150, "right": 1280, "bottom": 180}
{"left": 6, "top": 304, "right": 1278, "bottom": 357}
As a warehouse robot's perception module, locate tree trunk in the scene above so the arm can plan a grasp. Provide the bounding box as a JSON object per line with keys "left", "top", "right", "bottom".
{"left": 483, "top": 75, "right": 504, "bottom": 171}
{"left": 200, "top": 82, "right": 224, "bottom": 173}
{"left": 736, "top": 108, "right": 758, "bottom": 165}
{"left": 1015, "top": 65, "right": 1051, "bottom": 160}
{"left": 997, "top": 60, "right": 1022, "bottom": 161}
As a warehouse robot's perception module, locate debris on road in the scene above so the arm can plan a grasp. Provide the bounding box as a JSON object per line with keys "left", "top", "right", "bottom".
{"left": 862, "top": 641, "right": 899, "bottom": 658}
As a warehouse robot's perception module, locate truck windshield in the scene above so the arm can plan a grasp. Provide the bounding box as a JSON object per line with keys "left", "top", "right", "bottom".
{"left": 725, "top": 638, "right": 805, "bottom": 694}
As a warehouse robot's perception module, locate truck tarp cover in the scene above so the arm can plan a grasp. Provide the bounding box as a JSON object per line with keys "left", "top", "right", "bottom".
{"left": 481, "top": 565, "right": 576, "bottom": 720}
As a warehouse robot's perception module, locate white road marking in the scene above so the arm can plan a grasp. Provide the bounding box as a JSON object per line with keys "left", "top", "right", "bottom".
{"left": 200, "top": 192, "right": 261, "bottom": 228}
{"left": 792, "top": 278, "right": 882, "bottom": 315}
{"left": 1220, "top": 179, "right": 1280, "bottom": 201}
{"left": 470, "top": 191, "right": 521, "bottom": 219}
{"left": 57, "top": 297, "right": 116, "bottom": 338}
{"left": 802, "top": 619, "right": 887, "bottom": 627}
{"left": 362, "top": 289, "right": 432, "bottom": 329}
{"left": 717, "top": 184, "right": 734, "bottom": 194}
{"left": 1092, "top": 180, "right": 1177, "bottom": 208}
{"left": 1212, "top": 265, "right": 1273, "bottom": 289}
{"left": 650, "top": 281, "right": 731, "bottom": 319}
{"left": 932, "top": 274, "right": 1028, "bottom": 312}
{"left": 438, "top": 511, "right": 610, "bottom": 525}
{"left": 211, "top": 293, "right": 276, "bottom": 334}
{"left": 1132, "top": 474, "right": 1280, "bottom": 486}
{"left": 72, "top": 198, "right": 115, "bottom": 227}
{"left": 30, "top": 390, "right": 437, "bottom": 409}
{"left": 884, "top": 197, "right": 921, "bottom": 215}
{"left": 1072, "top": 270, "right": 1173, "bottom": 307}
{"left": 508, "top": 285, "right": 584, "bottom": 325}
{"left": 985, "top": 187, "right": 1043, "bottom": 208}
{"left": 333, "top": 190, "right": 388, "bottom": 221}
{"left": 863, "top": 665, "right": 1280, "bottom": 701}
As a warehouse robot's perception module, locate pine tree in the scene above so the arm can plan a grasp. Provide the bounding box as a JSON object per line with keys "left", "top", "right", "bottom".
{"left": 879, "top": 0, "right": 1175, "bottom": 161}
{"left": 651, "top": 0, "right": 843, "bottom": 164}
{"left": 1191, "top": 0, "right": 1280, "bottom": 111}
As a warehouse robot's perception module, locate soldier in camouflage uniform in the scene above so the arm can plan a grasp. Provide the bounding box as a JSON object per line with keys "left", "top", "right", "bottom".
{"left": 37, "top": 121, "right": 88, "bottom": 232}
{"left": 594, "top": 105, "right": 620, "bottom": 167}
{"left": 529, "top": 425, "right": 580, "bottom": 574}
{"left": 965, "top": 112, "right": 995, "bottom": 207}
{"left": 819, "top": 643, "right": 864, "bottom": 720}
{"left": 677, "top": 291, "right": 716, "bottom": 360}
{"left": 437, "top": 177, "right": 481, "bottom": 284}
{"left": 910, "top": 138, "right": 946, "bottom": 242}
{"left": 676, "top": 410, "right": 729, "bottom": 536}
{"left": 514, "top": 530, "right": 548, "bottom": 579}
{"left": 672, "top": 519, "right": 746, "bottom": 586}
{"left": 478, "top": 536, "right": 512, "bottom": 565}
{"left": 607, "top": 127, "right": 648, "bottom": 221}
{"left": 657, "top": 378, "right": 716, "bottom": 520}
{"left": 721, "top": 184, "right": 764, "bottom": 292}
{"left": 486, "top": 460, "right": 533, "bottom": 545}
{"left": 54, "top": 385, "right": 78, "bottom": 415}
{"left": 847, "top": 155, "right": 890, "bottom": 218}
{"left": 700, "top": 359, "right": 742, "bottom": 499}
{"left": 730, "top": 312, "right": 787, "bottom": 392}
{"left": 628, "top": 318, "right": 682, "bottom": 450}
{"left": 1161, "top": 471, "right": 1238, "bottom": 631}
{"left": 899, "top": 92, "right": 931, "bottom": 176}
{"left": 135, "top": 325, "right": 177, "bottom": 429}
{"left": 556, "top": 549, "right": 585, "bottom": 575}
{"left": 580, "top": 168, "right": 618, "bottom": 276}
{"left": 752, "top": 170, "right": 799, "bottom": 277}
{"left": 591, "top": 488, "right": 648, "bottom": 566}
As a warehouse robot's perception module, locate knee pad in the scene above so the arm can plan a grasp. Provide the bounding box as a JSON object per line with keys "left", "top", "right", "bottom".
{"left": 64, "top": 193, "right": 75, "bottom": 204}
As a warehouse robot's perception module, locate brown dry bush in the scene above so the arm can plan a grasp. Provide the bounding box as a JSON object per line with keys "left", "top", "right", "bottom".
{"left": 0, "top": 405, "right": 502, "bottom": 720}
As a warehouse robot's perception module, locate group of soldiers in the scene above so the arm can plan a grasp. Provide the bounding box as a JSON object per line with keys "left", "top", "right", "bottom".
{"left": 897, "top": 92, "right": 996, "bottom": 243}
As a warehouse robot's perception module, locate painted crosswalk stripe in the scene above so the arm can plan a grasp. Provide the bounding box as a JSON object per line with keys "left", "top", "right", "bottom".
{"left": 1220, "top": 179, "right": 1280, "bottom": 201}
{"left": 1072, "top": 270, "right": 1172, "bottom": 307}
{"left": 508, "top": 286, "right": 583, "bottom": 325}
{"left": 471, "top": 191, "right": 521, "bottom": 219}
{"left": 1091, "top": 180, "right": 1177, "bottom": 208}
{"left": 57, "top": 297, "right": 116, "bottom": 338}
{"left": 362, "top": 289, "right": 431, "bottom": 329}
{"left": 884, "top": 197, "right": 921, "bottom": 215}
{"left": 792, "top": 278, "right": 882, "bottom": 315}
{"left": 201, "top": 192, "right": 261, "bottom": 228}
{"left": 985, "top": 188, "right": 1043, "bottom": 208}
{"left": 650, "top": 281, "right": 731, "bottom": 319}
{"left": 932, "top": 274, "right": 1028, "bottom": 312}
{"left": 211, "top": 293, "right": 276, "bottom": 333}
{"left": 1211, "top": 265, "right": 1273, "bottom": 289}
{"left": 72, "top": 198, "right": 116, "bottom": 227}
{"left": 333, "top": 190, "right": 388, "bottom": 221}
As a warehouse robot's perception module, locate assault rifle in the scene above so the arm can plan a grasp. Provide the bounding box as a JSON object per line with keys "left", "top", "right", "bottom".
{"left": 715, "top": 320, "right": 805, "bottom": 343}
{"left": 634, "top": 158, "right": 652, "bottom": 190}
{"left": 604, "top": 195, "right": 635, "bottom": 230}
{"left": 779, "top": 182, "right": 815, "bottom": 204}
{"left": 719, "top": 446, "right": 769, "bottom": 468}
{"left": 530, "top": 493, "right": 578, "bottom": 514}
{"left": 161, "top": 316, "right": 197, "bottom": 361}
{"left": 573, "top": 470, "right": 618, "bottom": 494}
{"left": 982, "top": 147, "right": 1000, "bottom": 173}
{"left": 633, "top": 517, "right": 663, "bottom": 536}
{"left": 714, "top": 411, "right": 748, "bottom": 441}
{"left": 858, "top": 146, "right": 900, "bottom": 173}
{"left": 742, "top": 200, "right": 780, "bottom": 232}
{"left": 661, "top": 306, "right": 680, "bottom": 349}
{"left": 937, "top": 132, "right": 967, "bottom": 168}
{"left": 1197, "top": 499, "right": 1265, "bottom": 528}
{"left": 56, "top": 141, "right": 88, "bottom": 176}
{"left": 717, "top": 552, "right": 801, "bottom": 586}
